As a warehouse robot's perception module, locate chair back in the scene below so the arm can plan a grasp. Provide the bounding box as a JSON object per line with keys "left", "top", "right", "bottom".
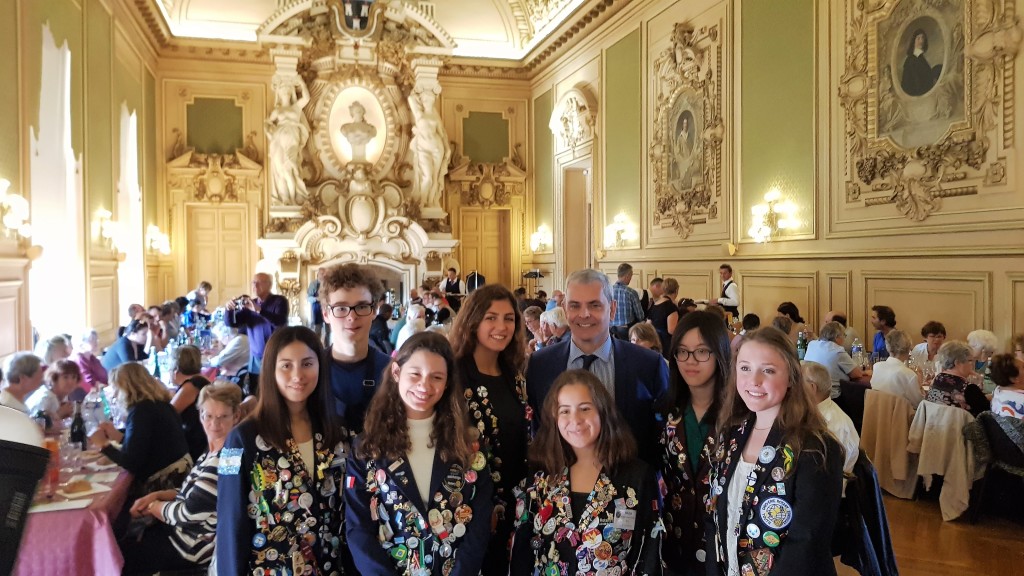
{"left": 862, "top": 389, "right": 917, "bottom": 499}
{"left": 908, "top": 401, "right": 978, "bottom": 521}
{"left": 978, "top": 412, "right": 1024, "bottom": 469}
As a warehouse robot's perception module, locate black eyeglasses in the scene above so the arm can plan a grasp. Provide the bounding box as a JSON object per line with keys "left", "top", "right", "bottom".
{"left": 674, "top": 348, "right": 713, "bottom": 363}
{"left": 326, "top": 303, "right": 375, "bottom": 318}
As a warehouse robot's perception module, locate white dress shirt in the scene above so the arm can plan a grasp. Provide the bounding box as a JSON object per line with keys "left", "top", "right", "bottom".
{"left": 871, "top": 356, "right": 923, "bottom": 409}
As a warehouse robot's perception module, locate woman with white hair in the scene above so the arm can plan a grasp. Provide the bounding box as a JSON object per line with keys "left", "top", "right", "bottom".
{"left": 967, "top": 329, "right": 1000, "bottom": 393}
{"left": 395, "top": 303, "right": 426, "bottom": 351}
{"left": 871, "top": 329, "right": 924, "bottom": 408}
{"left": 208, "top": 324, "right": 249, "bottom": 378}
{"left": 926, "top": 340, "right": 989, "bottom": 416}
{"left": 539, "top": 307, "right": 569, "bottom": 345}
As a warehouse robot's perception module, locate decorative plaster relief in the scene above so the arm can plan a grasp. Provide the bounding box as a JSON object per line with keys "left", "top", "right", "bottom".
{"left": 549, "top": 88, "right": 597, "bottom": 152}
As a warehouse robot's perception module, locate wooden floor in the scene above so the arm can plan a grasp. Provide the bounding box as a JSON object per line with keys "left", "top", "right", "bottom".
{"left": 836, "top": 495, "right": 1024, "bottom": 576}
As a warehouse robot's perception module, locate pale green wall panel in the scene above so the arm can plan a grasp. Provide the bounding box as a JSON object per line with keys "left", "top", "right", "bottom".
{"left": 23, "top": 0, "right": 85, "bottom": 154}
{"left": 604, "top": 29, "right": 641, "bottom": 233}
{"left": 86, "top": 0, "right": 113, "bottom": 215}
{"left": 187, "top": 98, "right": 244, "bottom": 154}
{"left": 462, "top": 112, "right": 509, "bottom": 163}
{"left": 143, "top": 71, "right": 157, "bottom": 227}
{"left": 0, "top": 0, "right": 20, "bottom": 187}
{"left": 741, "top": 0, "right": 814, "bottom": 235}
{"left": 533, "top": 90, "right": 554, "bottom": 231}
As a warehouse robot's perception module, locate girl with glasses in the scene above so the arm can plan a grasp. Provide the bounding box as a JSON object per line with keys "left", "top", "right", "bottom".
{"left": 449, "top": 285, "right": 532, "bottom": 575}
{"left": 216, "top": 326, "right": 351, "bottom": 575}
{"left": 658, "top": 311, "right": 731, "bottom": 575}
{"left": 705, "top": 327, "right": 843, "bottom": 576}
{"left": 345, "top": 332, "right": 493, "bottom": 575}
{"left": 509, "top": 369, "right": 662, "bottom": 575}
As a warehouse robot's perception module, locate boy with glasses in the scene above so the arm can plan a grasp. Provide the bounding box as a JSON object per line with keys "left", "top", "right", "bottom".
{"left": 320, "top": 263, "right": 390, "bottom": 434}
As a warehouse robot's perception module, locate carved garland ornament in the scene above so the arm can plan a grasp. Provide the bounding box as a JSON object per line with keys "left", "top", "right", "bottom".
{"left": 839, "top": 0, "right": 1022, "bottom": 221}
{"left": 648, "top": 23, "right": 723, "bottom": 240}
{"left": 549, "top": 89, "right": 596, "bottom": 151}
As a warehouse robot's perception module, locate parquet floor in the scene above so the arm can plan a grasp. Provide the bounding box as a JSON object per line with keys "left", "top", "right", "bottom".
{"left": 836, "top": 495, "right": 1024, "bottom": 576}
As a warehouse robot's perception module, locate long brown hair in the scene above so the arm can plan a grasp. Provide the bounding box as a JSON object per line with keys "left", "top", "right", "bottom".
{"left": 449, "top": 284, "right": 527, "bottom": 372}
{"left": 251, "top": 326, "right": 342, "bottom": 452}
{"left": 359, "top": 332, "right": 473, "bottom": 466}
{"left": 529, "top": 369, "right": 636, "bottom": 476}
{"left": 716, "top": 327, "right": 832, "bottom": 464}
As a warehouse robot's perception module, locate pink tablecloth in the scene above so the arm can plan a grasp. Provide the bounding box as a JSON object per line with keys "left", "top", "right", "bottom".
{"left": 14, "top": 470, "right": 133, "bottom": 576}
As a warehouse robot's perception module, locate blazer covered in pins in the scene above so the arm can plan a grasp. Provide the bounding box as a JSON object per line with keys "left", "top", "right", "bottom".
{"left": 344, "top": 437, "right": 495, "bottom": 576}
{"left": 704, "top": 418, "right": 844, "bottom": 576}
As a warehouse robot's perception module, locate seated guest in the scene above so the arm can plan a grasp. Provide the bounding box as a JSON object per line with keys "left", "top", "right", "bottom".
{"left": 185, "top": 281, "right": 212, "bottom": 313}
{"left": 35, "top": 334, "right": 72, "bottom": 366}
{"left": 926, "top": 340, "right": 989, "bottom": 417}
{"left": 825, "top": 310, "right": 860, "bottom": 354}
{"left": 989, "top": 353, "right": 1024, "bottom": 419}
{"left": 121, "top": 383, "right": 242, "bottom": 575}
{"left": 804, "top": 321, "right": 866, "bottom": 399}
{"left": 26, "top": 360, "right": 81, "bottom": 429}
{"left": 677, "top": 297, "right": 698, "bottom": 317}
{"left": 119, "top": 304, "right": 145, "bottom": 337}
{"left": 0, "top": 353, "right": 45, "bottom": 414}
{"left": 803, "top": 361, "right": 859, "bottom": 475}
{"left": 967, "top": 329, "right": 1000, "bottom": 393}
{"left": 778, "top": 301, "right": 810, "bottom": 337}
{"left": 72, "top": 328, "right": 107, "bottom": 395}
{"left": 101, "top": 318, "right": 151, "bottom": 372}
{"left": 730, "top": 312, "right": 760, "bottom": 355}
{"left": 523, "top": 305, "right": 545, "bottom": 352}
{"left": 628, "top": 321, "right": 664, "bottom": 355}
{"left": 430, "top": 290, "right": 455, "bottom": 326}
{"left": 395, "top": 303, "right": 427, "bottom": 351}
{"left": 910, "top": 320, "right": 946, "bottom": 368}
{"left": 90, "top": 363, "right": 191, "bottom": 494}
{"left": 159, "top": 301, "right": 182, "bottom": 343}
{"left": 871, "top": 329, "right": 924, "bottom": 408}
{"left": 771, "top": 315, "right": 794, "bottom": 340}
{"left": 539, "top": 307, "right": 569, "bottom": 345}
{"left": 208, "top": 325, "right": 249, "bottom": 379}
{"left": 1013, "top": 333, "right": 1024, "bottom": 361}
{"left": 169, "top": 346, "right": 211, "bottom": 462}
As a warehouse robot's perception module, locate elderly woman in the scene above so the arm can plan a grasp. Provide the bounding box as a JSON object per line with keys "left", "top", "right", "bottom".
{"left": 90, "top": 363, "right": 191, "bottom": 495}
{"left": 926, "top": 340, "right": 989, "bottom": 416}
{"left": 71, "top": 329, "right": 107, "bottom": 396}
{"left": 988, "top": 354, "right": 1024, "bottom": 419}
{"left": 1013, "top": 334, "right": 1024, "bottom": 361}
{"left": 871, "top": 329, "right": 924, "bottom": 408}
{"left": 35, "top": 335, "right": 72, "bottom": 366}
{"left": 967, "top": 329, "right": 1000, "bottom": 393}
{"left": 395, "top": 303, "right": 426, "bottom": 350}
{"left": 169, "top": 346, "right": 211, "bottom": 462}
{"left": 121, "top": 383, "right": 242, "bottom": 574}
{"left": 804, "top": 321, "right": 867, "bottom": 399}
{"left": 26, "top": 360, "right": 81, "bottom": 429}
{"left": 910, "top": 321, "right": 946, "bottom": 368}
{"left": 0, "top": 352, "right": 45, "bottom": 414}
{"left": 208, "top": 324, "right": 249, "bottom": 379}
{"left": 523, "top": 305, "right": 545, "bottom": 351}
{"left": 101, "top": 318, "right": 151, "bottom": 372}
{"left": 539, "top": 307, "right": 569, "bottom": 345}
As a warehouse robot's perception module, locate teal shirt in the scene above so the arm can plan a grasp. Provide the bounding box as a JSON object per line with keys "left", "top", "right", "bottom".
{"left": 683, "top": 403, "right": 711, "bottom": 467}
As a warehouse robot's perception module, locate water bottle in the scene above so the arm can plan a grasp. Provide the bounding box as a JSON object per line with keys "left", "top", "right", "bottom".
{"left": 851, "top": 337, "right": 864, "bottom": 369}
{"left": 796, "top": 331, "right": 808, "bottom": 360}
{"left": 82, "top": 387, "right": 105, "bottom": 435}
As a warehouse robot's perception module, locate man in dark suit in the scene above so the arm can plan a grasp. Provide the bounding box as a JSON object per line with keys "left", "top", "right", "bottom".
{"left": 526, "top": 268, "right": 669, "bottom": 466}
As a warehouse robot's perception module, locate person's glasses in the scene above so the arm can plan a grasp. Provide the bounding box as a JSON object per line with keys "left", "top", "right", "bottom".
{"left": 674, "top": 348, "right": 713, "bottom": 363}
{"left": 327, "top": 303, "right": 375, "bottom": 318}
{"left": 201, "top": 413, "right": 233, "bottom": 424}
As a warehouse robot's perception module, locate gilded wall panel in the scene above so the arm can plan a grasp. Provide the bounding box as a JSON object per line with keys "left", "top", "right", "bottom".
{"left": 862, "top": 272, "right": 990, "bottom": 341}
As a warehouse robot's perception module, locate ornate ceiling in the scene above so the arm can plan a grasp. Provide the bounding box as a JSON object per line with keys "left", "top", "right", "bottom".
{"left": 151, "top": 0, "right": 588, "bottom": 60}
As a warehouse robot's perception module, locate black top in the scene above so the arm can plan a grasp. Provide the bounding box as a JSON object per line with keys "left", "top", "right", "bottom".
{"left": 101, "top": 400, "right": 189, "bottom": 483}
{"left": 466, "top": 366, "right": 529, "bottom": 498}
{"left": 178, "top": 376, "right": 211, "bottom": 462}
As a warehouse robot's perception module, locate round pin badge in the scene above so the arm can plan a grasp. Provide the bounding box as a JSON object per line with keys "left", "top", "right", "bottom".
{"left": 255, "top": 435, "right": 271, "bottom": 451}
{"left": 758, "top": 497, "right": 793, "bottom": 530}
{"left": 452, "top": 523, "right": 466, "bottom": 538}
{"left": 298, "top": 492, "right": 314, "bottom": 510}
{"left": 763, "top": 530, "right": 781, "bottom": 547}
{"left": 746, "top": 523, "right": 761, "bottom": 538}
{"left": 278, "top": 456, "right": 291, "bottom": 469}
{"left": 407, "top": 536, "right": 419, "bottom": 548}
{"left": 759, "top": 446, "right": 777, "bottom": 464}
{"left": 695, "top": 549, "right": 707, "bottom": 562}
{"left": 252, "top": 533, "right": 267, "bottom": 548}
{"left": 771, "top": 467, "right": 785, "bottom": 482}
{"left": 266, "top": 549, "right": 279, "bottom": 562}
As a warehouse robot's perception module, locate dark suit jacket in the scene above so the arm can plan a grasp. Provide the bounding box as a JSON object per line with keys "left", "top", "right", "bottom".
{"left": 525, "top": 338, "right": 669, "bottom": 466}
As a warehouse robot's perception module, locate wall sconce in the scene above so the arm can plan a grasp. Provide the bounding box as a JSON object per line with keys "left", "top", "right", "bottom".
{"left": 748, "top": 188, "right": 798, "bottom": 243}
{"left": 94, "top": 208, "right": 122, "bottom": 251}
{"left": 604, "top": 212, "right": 638, "bottom": 249}
{"left": 0, "top": 179, "right": 32, "bottom": 239}
{"left": 529, "top": 224, "right": 553, "bottom": 253}
{"left": 146, "top": 224, "right": 171, "bottom": 255}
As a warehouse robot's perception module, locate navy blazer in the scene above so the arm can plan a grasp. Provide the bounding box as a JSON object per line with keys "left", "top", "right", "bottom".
{"left": 525, "top": 338, "right": 669, "bottom": 466}
{"left": 345, "top": 437, "right": 494, "bottom": 576}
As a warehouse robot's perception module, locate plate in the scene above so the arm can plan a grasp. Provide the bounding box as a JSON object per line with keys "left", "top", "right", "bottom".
{"left": 56, "top": 483, "right": 112, "bottom": 499}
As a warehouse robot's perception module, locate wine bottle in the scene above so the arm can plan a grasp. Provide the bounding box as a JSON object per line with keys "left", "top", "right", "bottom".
{"left": 69, "top": 401, "right": 87, "bottom": 451}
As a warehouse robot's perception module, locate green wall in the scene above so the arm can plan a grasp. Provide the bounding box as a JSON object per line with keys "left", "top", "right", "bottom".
{"left": 462, "top": 112, "right": 509, "bottom": 163}
{"left": 144, "top": 71, "right": 158, "bottom": 227}
{"left": 0, "top": 0, "right": 20, "bottom": 188}
{"left": 604, "top": 29, "right": 641, "bottom": 237}
{"left": 533, "top": 90, "right": 554, "bottom": 232}
{"left": 86, "top": 0, "right": 113, "bottom": 215}
{"left": 187, "top": 98, "right": 244, "bottom": 154}
{"left": 741, "top": 0, "right": 814, "bottom": 234}
{"left": 23, "top": 0, "right": 85, "bottom": 154}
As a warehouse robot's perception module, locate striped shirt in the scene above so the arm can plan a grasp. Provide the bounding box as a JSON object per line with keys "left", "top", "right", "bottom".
{"left": 162, "top": 450, "right": 220, "bottom": 565}
{"left": 612, "top": 281, "right": 644, "bottom": 326}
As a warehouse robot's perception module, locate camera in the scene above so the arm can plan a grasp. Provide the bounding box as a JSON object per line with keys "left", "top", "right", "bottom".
{"left": 233, "top": 295, "right": 250, "bottom": 309}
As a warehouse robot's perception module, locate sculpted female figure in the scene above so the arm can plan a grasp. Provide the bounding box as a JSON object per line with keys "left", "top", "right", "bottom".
{"left": 265, "top": 79, "right": 311, "bottom": 205}
{"left": 408, "top": 90, "right": 451, "bottom": 210}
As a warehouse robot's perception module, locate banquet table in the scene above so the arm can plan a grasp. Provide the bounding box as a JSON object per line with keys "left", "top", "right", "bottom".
{"left": 15, "top": 467, "right": 133, "bottom": 576}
